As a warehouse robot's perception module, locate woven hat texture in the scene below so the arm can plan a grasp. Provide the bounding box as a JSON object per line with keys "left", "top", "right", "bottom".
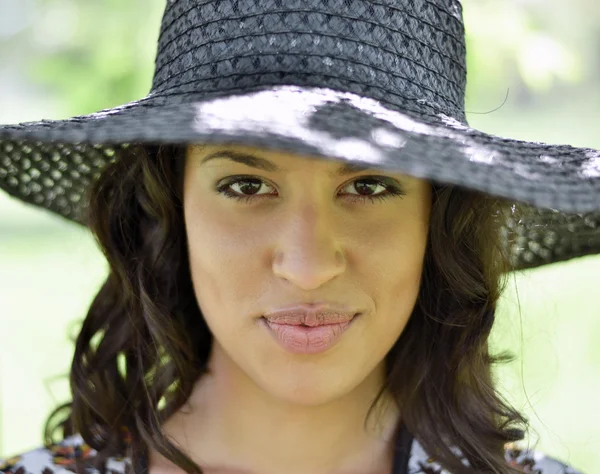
{"left": 0, "top": 0, "right": 599, "bottom": 272}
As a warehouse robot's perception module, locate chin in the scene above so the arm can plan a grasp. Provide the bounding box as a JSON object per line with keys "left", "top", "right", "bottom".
{"left": 256, "top": 368, "right": 359, "bottom": 407}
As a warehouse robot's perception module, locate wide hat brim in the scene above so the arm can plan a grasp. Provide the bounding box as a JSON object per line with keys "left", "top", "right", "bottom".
{"left": 1, "top": 84, "right": 599, "bottom": 271}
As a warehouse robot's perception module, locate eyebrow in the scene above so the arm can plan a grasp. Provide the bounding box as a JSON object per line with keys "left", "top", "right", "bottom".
{"left": 200, "top": 150, "right": 376, "bottom": 177}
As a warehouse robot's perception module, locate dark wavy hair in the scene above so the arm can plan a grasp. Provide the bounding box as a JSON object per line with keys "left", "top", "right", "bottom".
{"left": 43, "top": 143, "right": 529, "bottom": 474}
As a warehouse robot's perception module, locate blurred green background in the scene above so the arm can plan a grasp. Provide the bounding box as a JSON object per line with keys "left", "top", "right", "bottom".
{"left": 0, "top": 0, "right": 599, "bottom": 471}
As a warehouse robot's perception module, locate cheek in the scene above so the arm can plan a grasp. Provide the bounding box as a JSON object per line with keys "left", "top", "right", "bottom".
{"left": 183, "top": 198, "right": 268, "bottom": 330}
{"left": 357, "top": 210, "right": 429, "bottom": 334}
{"left": 185, "top": 193, "right": 258, "bottom": 267}
{"left": 185, "top": 193, "right": 270, "bottom": 260}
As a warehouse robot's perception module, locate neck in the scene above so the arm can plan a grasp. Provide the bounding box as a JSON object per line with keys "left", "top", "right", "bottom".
{"left": 151, "top": 343, "right": 401, "bottom": 474}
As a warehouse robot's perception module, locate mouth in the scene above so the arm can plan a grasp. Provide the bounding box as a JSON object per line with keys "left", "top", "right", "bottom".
{"left": 262, "top": 313, "right": 360, "bottom": 325}
{"left": 260, "top": 313, "right": 361, "bottom": 355}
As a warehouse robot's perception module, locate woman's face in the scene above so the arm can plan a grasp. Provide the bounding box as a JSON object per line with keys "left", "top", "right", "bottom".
{"left": 182, "top": 143, "right": 432, "bottom": 405}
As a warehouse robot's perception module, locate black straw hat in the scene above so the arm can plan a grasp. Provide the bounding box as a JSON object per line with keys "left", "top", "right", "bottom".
{"left": 1, "top": 0, "right": 599, "bottom": 271}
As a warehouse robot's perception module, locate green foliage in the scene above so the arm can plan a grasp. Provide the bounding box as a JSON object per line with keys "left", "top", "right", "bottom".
{"left": 26, "top": 0, "right": 164, "bottom": 116}
{"left": 463, "top": 1, "right": 583, "bottom": 97}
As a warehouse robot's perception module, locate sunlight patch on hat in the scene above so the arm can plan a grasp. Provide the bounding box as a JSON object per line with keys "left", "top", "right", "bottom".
{"left": 462, "top": 143, "right": 501, "bottom": 165}
{"left": 581, "top": 150, "right": 600, "bottom": 178}
{"left": 538, "top": 154, "right": 560, "bottom": 165}
{"left": 370, "top": 128, "right": 407, "bottom": 148}
{"left": 192, "top": 86, "right": 420, "bottom": 167}
{"left": 193, "top": 85, "right": 438, "bottom": 136}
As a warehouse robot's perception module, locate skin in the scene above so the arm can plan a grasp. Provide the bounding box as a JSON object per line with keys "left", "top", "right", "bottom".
{"left": 148, "top": 143, "right": 432, "bottom": 474}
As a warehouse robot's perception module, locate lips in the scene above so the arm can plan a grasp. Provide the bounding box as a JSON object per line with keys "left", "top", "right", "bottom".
{"left": 261, "top": 316, "right": 359, "bottom": 354}
{"left": 263, "top": 303, "right": 359, "bottom": 327}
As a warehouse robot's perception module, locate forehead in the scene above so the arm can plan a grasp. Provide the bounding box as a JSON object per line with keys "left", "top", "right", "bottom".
{"left": 187, "top": 143, "right": 407, "bottom": 179}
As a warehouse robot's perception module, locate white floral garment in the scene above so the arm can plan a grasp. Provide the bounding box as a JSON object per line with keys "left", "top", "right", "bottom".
{"left": 0, "top": 430, "right": 584, "bottom": 474}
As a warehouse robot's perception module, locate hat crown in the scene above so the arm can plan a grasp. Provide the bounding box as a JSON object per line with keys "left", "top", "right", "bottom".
{"left": 150, "top": 0, "right": 467, "bottom": 121}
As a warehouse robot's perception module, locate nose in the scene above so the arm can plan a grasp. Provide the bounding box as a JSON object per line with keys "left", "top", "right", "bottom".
{"left": 272, "top": 201, "right": 346, "bottom": 290}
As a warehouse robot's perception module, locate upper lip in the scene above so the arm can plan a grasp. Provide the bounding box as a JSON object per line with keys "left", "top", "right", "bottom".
{"left": 263, "top": 303, "right": 359, "bottom": 327}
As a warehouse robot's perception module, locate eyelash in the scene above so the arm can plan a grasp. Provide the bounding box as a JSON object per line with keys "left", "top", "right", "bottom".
{"left": 214, "top": 175, "right": 405, "bottom": 204}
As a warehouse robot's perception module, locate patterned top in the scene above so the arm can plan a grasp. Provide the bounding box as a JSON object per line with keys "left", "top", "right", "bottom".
{"left": 0, "top": 425, "right": 584, "bottom": 474}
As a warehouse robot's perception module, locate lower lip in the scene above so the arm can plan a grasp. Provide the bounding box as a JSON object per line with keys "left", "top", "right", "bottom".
{"left": 260, "top": 314, "right": 359, "bottom": 355}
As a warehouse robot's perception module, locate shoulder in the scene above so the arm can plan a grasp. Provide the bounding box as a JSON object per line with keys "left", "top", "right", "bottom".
{"left": 408, "top": 438, "right": 584, "bottom": 473}
{"left": 0, "top": 434, "right": 131, "bottom": 474}
{"left": 503, "top": 443, "right": 584, "bottom": 474}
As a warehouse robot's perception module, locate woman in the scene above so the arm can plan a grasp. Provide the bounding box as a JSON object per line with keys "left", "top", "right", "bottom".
{"left": 0, "top": 0, "right": 598, "bottom": 473}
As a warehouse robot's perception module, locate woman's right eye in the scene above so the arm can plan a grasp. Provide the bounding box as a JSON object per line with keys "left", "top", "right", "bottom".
{"left": 215, "top": 177, "right": 275, "bottom": 204}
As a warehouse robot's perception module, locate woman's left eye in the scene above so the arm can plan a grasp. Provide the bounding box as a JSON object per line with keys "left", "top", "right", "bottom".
{"left": 214, "top": 176, "right": 405, "bottom": 204}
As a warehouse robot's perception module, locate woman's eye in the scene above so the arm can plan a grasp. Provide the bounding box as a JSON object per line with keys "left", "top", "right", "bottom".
{"left": 214, "top": 176, "right": 405, "bottom": 204}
